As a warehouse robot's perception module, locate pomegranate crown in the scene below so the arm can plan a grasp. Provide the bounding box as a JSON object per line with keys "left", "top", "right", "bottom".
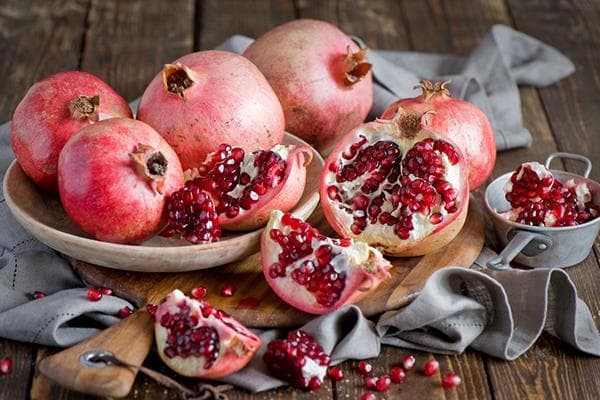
{"left": 129, "top": 143, "right": 168, "bottom": 194}
{"left": 415, "top": 80, "right": 452, "bottom": 101}
{"left": 163, "top": 63, "right": 195, "bottom": 98}
{"left": 343, "top": 46, "right": 372, "bottom": 85}
{"left": 386, "top": 106, "right": 434, "bottom": 137}
{"left": 69, "top": 95, "right": 100, "bottom": 122}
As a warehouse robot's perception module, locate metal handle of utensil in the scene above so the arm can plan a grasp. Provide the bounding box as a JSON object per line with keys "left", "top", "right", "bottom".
{"left": 487, "top": 230, "right": 553, "bottom": 270}
{"left": 545, "top": 152, "right": 592, "bottom": 178}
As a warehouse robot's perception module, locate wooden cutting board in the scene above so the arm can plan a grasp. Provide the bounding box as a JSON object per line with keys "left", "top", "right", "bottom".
{"left": 38, "top": 198, "right": 484, "bottom": 398}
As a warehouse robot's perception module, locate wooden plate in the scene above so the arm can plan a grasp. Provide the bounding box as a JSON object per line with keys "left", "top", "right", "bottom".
{"left": 2, "top": 133, "right": 322, "bottom": 272}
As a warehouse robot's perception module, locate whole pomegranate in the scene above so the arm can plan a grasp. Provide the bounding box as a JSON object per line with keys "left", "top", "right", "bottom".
{"left": 137, "top": 51, "right": 285, "bottom": 171}
{"left": 380, "top": 80, "right": 496, "bottom": 190}
{"left": 243, "top": 19, "right": 373, "bottom": 154}
{"left": 262, "top": 210, "right": 391, "bottom": 315}
{"left": 11, "top": 71, "right": 132, "bottom": 191}
{"left": 320, "top": 108, "right": 470, "bottom": 256}
{"left": 503, "top": 162, "right": 599, "bottom": 226}
{"left": 263, "top": 330, "right": 330, "bottom": 390}
{"left": 154, "top": 289, "right": 262, "bottom": 378}
{"left": 58, "top": 118, "right": 184, "bottom": 244}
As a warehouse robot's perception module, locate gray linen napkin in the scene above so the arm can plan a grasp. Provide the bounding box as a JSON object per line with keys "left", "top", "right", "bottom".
{"left": 0, "top": 24, "right": 588, "bottom": 393}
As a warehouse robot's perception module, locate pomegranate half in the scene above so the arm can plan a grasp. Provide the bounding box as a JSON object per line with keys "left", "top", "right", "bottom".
{"left": 58, "top": 118, "right": 184, "bottom": 244}
{"left": 137, "top": 51, "right": 285, "bottom": 171}
{"left": 243, "top": 19, "right": 373, "bottom": 154}
{"left": 11, "top": 71, "right": 132, "bottom": 191}
{"left": 381, "top": 80, "right": 496, "bottom": 190}
{"left": 154, "top": 289, "right": 262, "bottom": 378}
{"left": 320, "top": 108, "right": 470, "bottom": 256}
{"left": 261, "top": 210, "right": 392, "bottom": 315}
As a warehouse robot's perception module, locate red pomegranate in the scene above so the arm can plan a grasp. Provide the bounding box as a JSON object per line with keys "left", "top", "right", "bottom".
{"left": 261, "top": 210, "right": 391, "bottom": 315}
{"left": 502, "top": 162, "right": 599, "bottom": 226}
{"left": 320, "top": 108, "right": 470, "bottom": 256}
{"left": 154, "top": 289, "right": 262, "bottom": 378}
{"left": 137, "top": 51, "right": 285, "bottom": 171}
{"left": 11, "top": 71, "right": 132, "bottom": 191}
{"left": 58, "top": 118, "right": 184, "bottom": 244}
{"left": 380, "top": 80, "right": 496, "bottom": 190}
{"left": 243, "top": 19, "right": 373, "bottom": 154}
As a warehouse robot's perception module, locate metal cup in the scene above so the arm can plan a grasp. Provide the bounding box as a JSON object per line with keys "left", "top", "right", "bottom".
{"left": 484, "top": 152, "right": 600, "bottom": 270}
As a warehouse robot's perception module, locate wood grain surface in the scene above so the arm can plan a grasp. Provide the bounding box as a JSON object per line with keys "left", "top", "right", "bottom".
{"left": 1, "top": 0, "right": 600, "bottom": 399}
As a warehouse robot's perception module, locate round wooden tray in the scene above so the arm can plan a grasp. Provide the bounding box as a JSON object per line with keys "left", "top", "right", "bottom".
{"left": 2, "top": 132, "right": 322, "bottom": 272}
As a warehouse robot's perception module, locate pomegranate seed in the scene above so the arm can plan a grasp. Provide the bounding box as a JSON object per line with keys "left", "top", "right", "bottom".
{"left": 402, "top": 355, "right": 416, "bottom": 370}
{"left": 309, "top": 376, "right": 322, "bottom": 390}
{"left": 360, "top": 393, "right": 377, "bottom": 400}
{"left": 117, "top": 306, "right": 133, "bottom": 318}
{"left": 32, "top": 291, "right": 46, "bottom": 299}
{"left": 0, "top": 357, "right": 12, "bottom": 375}
{"left": 423, "top": 360, "right": 439, "bottom": 376}
{"left": 358, "top": 361, "right": 373, "bottom": 376}
{"left": 365, "top": 376, "right": 378, "bottom": 390}
{"left": 220, "top": 284, "right": 236, "bottom": 297}
{"left": 441, "top": 372, "right": 461, "bottom": 388}
{"left": 99, "top": 287, "right": 112, "bottom": 296}
{"left": 86, "top": 287, "right": 102, "bottom": 301}
{"left": 191, "top": 286, "right": 207, "bottom": 299}
{"left": 328, "top": 366, "right": 343, "bottom": 381}
{"left": 146, "top": 303, "right": 158, "bottom": 317}
{"left": 390, "top": 366, "right": 406, "bottom": 383}
{"left": 375, "top": 374, "right": 391, "bottom": 392}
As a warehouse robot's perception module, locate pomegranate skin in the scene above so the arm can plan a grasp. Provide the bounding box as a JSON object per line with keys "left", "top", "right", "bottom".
{"left": 137, "top": 51, "right": 285, "bottom": 171}
{"left": 381, "top": 81, "right": 496, "bottom": 190}
{"left": 58, "top": 118, "right": 184, "bottom": 244}
{"left": 243, "top": 19, "right": 373, "bottom": 154}
{"left": 10, "top": 71, "right": 132, "bottom": 192}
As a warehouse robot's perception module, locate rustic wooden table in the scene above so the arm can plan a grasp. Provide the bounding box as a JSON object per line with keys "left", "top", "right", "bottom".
{"left": 1, "top": 0, "right": 600, "bottom": 399}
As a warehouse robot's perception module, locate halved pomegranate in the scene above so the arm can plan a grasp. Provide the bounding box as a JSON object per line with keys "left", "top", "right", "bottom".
{"left": 320, "top": 108, "right": 470, "bottom": 256}
{"left": 261, "top": 210, "right": 392, "bottom": 315}
{"left": 503, "top": 162, "right": 599, "bottom": 226}
{"left": 154, "top": 289, "right": 262, "bottom": 379}
{"left": 184, "top": 143, "right": 312, "bottom": 231}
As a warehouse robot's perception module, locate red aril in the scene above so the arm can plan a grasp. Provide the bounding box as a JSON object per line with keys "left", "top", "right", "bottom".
{"left": 32, "top": 291, "right": 46, "bottom": 300}
{"left": 263, "top": 330, "right": 330, "bottom": 390}
{"left": 441, "top": 372, "right": 461, "bottom": 389}
{"left": 191, "top": 286, "right": 207, "bottom": 299}
{"left": 360, "top": 393, "right": 377, "bottom": 400}
{"left": 243, "top": 19, "right": 373, "bottom": 154}
{"left": 321, "top": 108, "right": 469, "bottom": 256}
{"left": 154, "top": 289, "right": 262, "bottom": 378}
{"left": 220, "top": 284, "right": 236, "bottom": 297}
{"left": 118, "top": 306, "right": 133, "bottom": 318}
{"left": 402, "top": 355, "right": 416, "bottom": 370}
{"left": 87, "top": 288, "right": 102, "bottom": 302}
{"left": 328, "top": 366, "right": 344, "bottom": 381}
{"left": 11, "top": 71, "right": 132, "bottom": 192}
{"left": 58, "top": 118, "right": 184, "bottom": 244}
{"left": 358, "top": 361, "right": 373, "bottom": 376}
{"left": 261, "top": 211, "right": 391, "bottom": 315}
{"left": 381, "top": 80, "right": 496, "bottom": 190}
{"left": 390, "top": 366, "right": 406, "bottom": 383}
{"left": 423, "top": 359, "right": 439, "bottom": 376}
{"left": 365, "top": 376, "right": 378, "bottom": 390}
{"left": 137, "top": 51, "right": 285, "bottom": 171}
{"left": 0, "top": 357, "right": 12, "bottom": 375}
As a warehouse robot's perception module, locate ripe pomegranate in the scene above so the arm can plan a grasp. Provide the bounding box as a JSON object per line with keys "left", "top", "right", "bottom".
{"left": 381, "top": 80, "right": 495, "bottom": 190}
{"left": 261, "top": 211, "right": 392, "bottom": 315}
{"left": 154, "top": 289, "right": 262, "bottom": 379}
{"left": 263, "top": 330, "right": 330, "bottom": 390}
{"left": 58, "top": 118, "right": 184, "bottom": 244}
{"left": 137, "top": 51, "right": 285, "bottom": 171}
{"left": 503, "top": 162, "right": 599, "bottom": 226}
{"left": 11, "top": 71, "right": 132, "bottom": 192}
{"left": 184, "top": 143, "right": 312, "bottom": 231}
{"left": 243, "top": 19, "right": 373, "bottom": 154}
{"left": 320, "top": 108, "right": 469, "bottom": 256}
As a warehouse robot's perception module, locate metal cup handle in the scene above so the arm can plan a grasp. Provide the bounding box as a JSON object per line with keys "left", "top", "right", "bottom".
{"left": 486, "top": 230, "right": 553, "bottom": 270}
{"left": 545, "top": 152, "right": 592, "bottom": 178}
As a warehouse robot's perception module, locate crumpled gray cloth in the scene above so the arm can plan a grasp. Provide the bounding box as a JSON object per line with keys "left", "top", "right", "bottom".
{"left": 218, "top": 24, "right": 575, "bottom": 150}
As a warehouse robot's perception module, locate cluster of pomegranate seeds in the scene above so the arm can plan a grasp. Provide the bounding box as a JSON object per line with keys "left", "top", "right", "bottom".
{"left": 159, "top": 299, "right": 220, "bottom": 368}
{"left": 32, "top": 291, "right": 46, "bottom": 300}
{"left": 268, "top": 213, "right": 352, "bottom": 308}
{"left": 327, "top": 137, "right": 461, "bottom": 240}
{"left": 117, "top": 306, "right": 133, "bottom": 318}
{"left": 328, "top": 366, "right": 344, "bottom": 381}
{"left": 0, "top": 356, "right": 12, "bottom": 375}
{"left": 163, "top": 180, "right": 221, "bottom": 243}
{"left": 195, "top": 144, "right": 287, "bottom": 217}
{"left": 504, "top": 162, "right": 599, "bottom": 227}
{"left": 220, "top": 284, "right": 236, "bottom": 297}
{"left": 191, "top": 286, "right": 207, "bottom": 299}
{"left": 263, "top": 330, "right": 330, "bottom": 390}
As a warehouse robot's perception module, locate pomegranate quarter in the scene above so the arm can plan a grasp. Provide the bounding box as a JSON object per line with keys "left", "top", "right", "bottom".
{"left": 261, "top": 210, "right": 391, "bottom": 315}
{"left": 154, "top": 289, "right": 262, "bottom": 379}
{"left": 320, "top": 108, "right": 470, "bottom": 256}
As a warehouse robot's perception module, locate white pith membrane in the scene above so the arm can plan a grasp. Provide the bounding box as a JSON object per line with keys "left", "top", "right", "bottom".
{"left": 263, "top": 210, "right": 391, "bottom": 312}
{"left": 323, "top": 125, "right": 464, "bottom": 249}
{"left": 154, "top": 289, "right": 260, "bottom": 376}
